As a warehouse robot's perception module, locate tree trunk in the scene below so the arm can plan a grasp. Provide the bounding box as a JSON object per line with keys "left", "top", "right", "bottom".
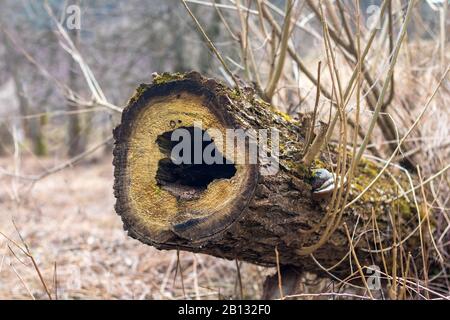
{"left": 67, "top": 2, "right": 86, "bottom": 158}
{"left": 0, "top": 123, "right": 13, "bottom": 156}
{"left": 113, "top": 71, "right": 424, "bottom": 277}
{"left": 2, "top": 31, "right": 47, "bottom": 156}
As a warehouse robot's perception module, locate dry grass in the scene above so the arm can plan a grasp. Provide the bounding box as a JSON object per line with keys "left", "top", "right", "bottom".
{"left": 0, "top": 155, "right": 267, "bottom": 299}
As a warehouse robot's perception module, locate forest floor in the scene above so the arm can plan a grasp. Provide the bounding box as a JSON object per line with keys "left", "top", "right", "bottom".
{"left": 0, "top": 155, "right": 267, "bottom": 299}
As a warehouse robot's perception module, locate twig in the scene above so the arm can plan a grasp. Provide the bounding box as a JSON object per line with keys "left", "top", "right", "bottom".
{"left": 354, "top": 0, "right": 416, "bottom": 165}
{"left": 302, "top": 121, "right": 328, "bottom": 166}
{"left": 53, "top": 261, "right": 58, "bottom": 300}
{"left": 0, "top": 136, "right": 113, "bottom": 182}
{"left": 182, "top": 0, "right": 241, "bottom": 91}
{"left": 235, "top": 258, "right": 244, "bottom": 299}
{"left": 343, "top": 223, "right": 374, "bottom": 299}
{"left": 274, "top": 246, "right": 284, "bottom": 300}
{"left": 264, "top": 0, "right": 293, "bottom": 101}
{"left": 175, "top": 250, "right": 186, "bottom": 298}
{"left": 346, "top": 65, "right": 449, "bottom": 208}
{"left": 12, "top": 220, "right": 53, "bottom": 300}
{"left": 303, "top": 61, "right": 322, "bottom": 156}
{"left": 9, "top": 262, "right": 36, "bottom": 300}
{"left": 417, "top": 167, "right": 443, "bottom": 263}
{"left": 43, "top": 2, "right": 122, "bottom": 113}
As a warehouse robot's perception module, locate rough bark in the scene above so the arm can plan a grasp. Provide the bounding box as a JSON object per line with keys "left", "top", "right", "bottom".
{"left": 113, "top": 71, "right": 423, "bottom": 277}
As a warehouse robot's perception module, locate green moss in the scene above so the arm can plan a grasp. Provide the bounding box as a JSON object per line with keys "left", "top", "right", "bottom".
{"left": 351, "top": 182, "right": 365, "bottom": 192}
{"left": 284, "top": 158, "right": 309, "bottom": 178}
{"left": 255, "top": 98, "right": 270, "bottom": 107}
{"left": 128, "top": 84, "right": 150, "bottom": 105}
{"left": 393, "top": 198, "right": 413, "bottom": 219}
{"left": 275, "top": 110, "right": 292, "bottom": 122}
{"left": 313, "top": 158, "right": 327, "bottom": 169}
{"left": 34, "top": 135, "right": 47, "bottom": 156}
{"left": 359, "top": 159, "right": 379, "bottom": 177}
{"left": 152, "top": 72, "right": 185, "bottom": 85}
{"left": 296, "top": 162, "right": 310, "bottom": 178}
{"left": 153, "top": 183, "right": 162, "bottom": 195}
{"left": 227, "top": 88, "right": 241, "bottom": 100}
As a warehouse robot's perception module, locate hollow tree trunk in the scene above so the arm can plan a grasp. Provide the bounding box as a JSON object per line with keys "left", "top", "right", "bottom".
{"left": 113, "top": 71, "right": 422, "bottom": 277}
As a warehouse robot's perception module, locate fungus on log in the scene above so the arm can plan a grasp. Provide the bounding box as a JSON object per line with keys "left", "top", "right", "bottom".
{"left": 113, "top": 71, "right": 424, "bottom": 277}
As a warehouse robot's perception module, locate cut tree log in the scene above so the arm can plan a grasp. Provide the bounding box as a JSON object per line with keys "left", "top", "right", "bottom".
{"left": 113, "top": 71, "right": 424, "bottom": 277}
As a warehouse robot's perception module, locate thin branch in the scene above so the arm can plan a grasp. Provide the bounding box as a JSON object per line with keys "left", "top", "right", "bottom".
{"left": 264, "top": 0, "right": 293, "bottom": 101}
{"left": 347, "top": 65, "right": 449, "bottom": 208}
{"left": 43, "top": 1, "right": 122, "bottom": 113}
{"left": 182, "top": 0, "right": 241, "bottom": 90}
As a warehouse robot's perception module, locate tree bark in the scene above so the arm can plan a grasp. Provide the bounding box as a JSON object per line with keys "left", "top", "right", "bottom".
{"left": 113, "top": 71, "right": 423, "bottom": 277}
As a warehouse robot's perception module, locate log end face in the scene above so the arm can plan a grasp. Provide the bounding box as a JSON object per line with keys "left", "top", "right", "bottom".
{"left": 113, "top": 75, "right": 258, "bottom": 246}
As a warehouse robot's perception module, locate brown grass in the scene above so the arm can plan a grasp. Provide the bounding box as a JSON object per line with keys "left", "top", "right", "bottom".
{"left": 0, "top": 155, "right": 267, "bottom": 299}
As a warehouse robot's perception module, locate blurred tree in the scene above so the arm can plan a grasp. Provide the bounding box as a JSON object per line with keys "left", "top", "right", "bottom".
{"left": 67, "top": 0, "right": 86, "bottom": 157}
{"left": 2, "top": 30, "right": 47, "bottom": 156}
{"left": 197, "top": 6, "right": 221, "bottom": 74}
{"left": 0, "top": 123, "right": 13, "bottom": 156}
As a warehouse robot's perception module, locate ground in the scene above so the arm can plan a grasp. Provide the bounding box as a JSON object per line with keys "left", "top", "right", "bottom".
{"left": 0, "top": 155, "right": 266, "bottom": 299}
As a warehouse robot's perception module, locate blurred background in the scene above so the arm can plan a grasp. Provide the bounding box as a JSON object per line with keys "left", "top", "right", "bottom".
{"left": 0, "top": 0, "right": 448, "bottom": 299}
